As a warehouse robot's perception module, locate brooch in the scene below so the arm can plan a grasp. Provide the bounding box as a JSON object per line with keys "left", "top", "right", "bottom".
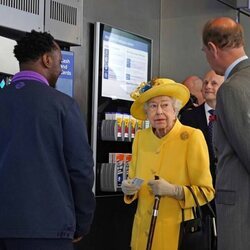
{"left": 180, "top": 131, "right": 189, "bottom": 140}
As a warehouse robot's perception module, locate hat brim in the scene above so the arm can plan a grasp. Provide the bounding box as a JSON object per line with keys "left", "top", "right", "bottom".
{"left": 130, "top": 82, "right": 190, "bottom": 120}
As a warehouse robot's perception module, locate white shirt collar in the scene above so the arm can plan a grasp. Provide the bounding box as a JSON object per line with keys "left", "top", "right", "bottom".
{"left": 224, "top": 55, "right": 248, "bottom": 80}
{"left": 204, "top": 103, "right": 214, "bottom": 125}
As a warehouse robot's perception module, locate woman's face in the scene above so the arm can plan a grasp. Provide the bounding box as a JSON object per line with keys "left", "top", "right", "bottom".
{"left": 146, "top": 95, "right": 176, "bottom": 134}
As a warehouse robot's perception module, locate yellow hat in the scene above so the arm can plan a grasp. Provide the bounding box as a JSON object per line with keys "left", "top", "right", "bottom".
{"left": 130, "top": 78, "right": 190, "bottom": 120}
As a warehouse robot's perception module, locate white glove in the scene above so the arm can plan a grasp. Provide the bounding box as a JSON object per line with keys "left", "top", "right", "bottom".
{"left": 148, "top": 178, "right": 184, "bottom": 200}
{"left": 121, "top": 179, "right": 140, "bottom": 195}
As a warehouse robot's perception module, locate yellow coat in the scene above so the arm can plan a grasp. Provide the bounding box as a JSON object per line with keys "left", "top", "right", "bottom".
{"left": 124, "top": 120, "right": 214, "bottom": 250}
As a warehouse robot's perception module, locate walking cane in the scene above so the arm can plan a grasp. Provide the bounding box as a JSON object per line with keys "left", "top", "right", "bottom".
{"left": 146, "top": 175, "right": 161, "bottom": 250}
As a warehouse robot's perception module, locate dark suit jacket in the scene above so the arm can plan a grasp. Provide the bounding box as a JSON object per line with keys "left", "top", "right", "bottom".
{"left": 0, "top": 79, "right": 95, "bottom": 239}
{"left": 180, "top": 103, "right": 216, "bottom": 183}
{"left": 214, "top": 59, "right": 250, "bottom": 250}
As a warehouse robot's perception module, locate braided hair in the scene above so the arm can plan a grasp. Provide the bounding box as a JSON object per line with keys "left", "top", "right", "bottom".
{"left": 14, "top": 30, "right": 57, "bottom": 63}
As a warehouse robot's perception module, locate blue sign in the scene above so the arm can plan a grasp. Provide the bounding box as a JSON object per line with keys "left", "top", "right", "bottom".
{"left": 56, "top": 51, "right": 74, "bottom": 97}
{"left": 60, "top": 51, "right": 74, "bottom": 80}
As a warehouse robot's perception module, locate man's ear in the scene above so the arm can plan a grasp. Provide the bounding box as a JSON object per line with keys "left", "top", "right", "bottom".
{"left": 42, "top": 53, "right": 52, "bottom": 68}
{"left": 207, "top": 42, "right": 218, "bottom": 58}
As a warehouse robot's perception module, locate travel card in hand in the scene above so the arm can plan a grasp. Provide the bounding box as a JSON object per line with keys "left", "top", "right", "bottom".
{"left": 131, "top": 178, "right": 144, "bottom": 188}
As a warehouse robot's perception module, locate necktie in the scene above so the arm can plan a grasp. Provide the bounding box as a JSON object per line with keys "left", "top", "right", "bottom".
{"left": 208, "top": 109, "right": 216, "bottom": 157}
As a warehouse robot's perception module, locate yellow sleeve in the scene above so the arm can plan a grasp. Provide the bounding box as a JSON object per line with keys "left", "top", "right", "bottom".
{"left": 123, "top": 130, "right": 140, "bottom": 204}
{"left": 179, "top": 129, "right": 215, "bottom": 208}
{"left": 128, "top": 130, "right": 140, "bottom": 179}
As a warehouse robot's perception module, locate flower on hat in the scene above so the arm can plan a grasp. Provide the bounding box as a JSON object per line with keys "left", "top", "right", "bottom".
{"left": 130, "top": 81, "right": 152, "bottom": 100}
{"left": 130, "top": 78, "right": 164, "bottom": 100}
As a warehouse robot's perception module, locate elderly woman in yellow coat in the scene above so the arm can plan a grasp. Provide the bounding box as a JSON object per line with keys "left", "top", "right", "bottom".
{"left": 121, "top": 78, "right": 214, "bottom": 250}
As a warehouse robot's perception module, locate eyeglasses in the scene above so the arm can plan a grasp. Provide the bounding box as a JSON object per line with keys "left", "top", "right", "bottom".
{"left": 147, "top": 102, "right": 170, "bottom": 112}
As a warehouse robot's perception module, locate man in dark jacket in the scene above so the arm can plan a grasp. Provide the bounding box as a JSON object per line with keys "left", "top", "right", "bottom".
{"left": 180, "top": 70, "right": 224, "bottom": 184}
{"left": 0, "top": 30, "right": 95, "bottom": 250}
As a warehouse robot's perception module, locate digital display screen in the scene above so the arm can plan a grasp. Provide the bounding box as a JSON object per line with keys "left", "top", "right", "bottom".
{"left": 0, "top": 78, "right": 6, "bottom": 89}
{"left": 98, "top": 23, "right": 152, "bottom": 101}
{"left": 0, "top": 75, "right": 12, "bottom": 89}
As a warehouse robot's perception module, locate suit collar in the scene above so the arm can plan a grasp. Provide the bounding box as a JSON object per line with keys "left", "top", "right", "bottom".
{"left": 228, "top": 58, "right": 250, "bottom": 78}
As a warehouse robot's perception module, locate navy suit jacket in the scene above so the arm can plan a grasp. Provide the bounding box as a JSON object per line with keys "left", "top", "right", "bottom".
{"left": 180, "top": 103, "right": 216, "bottom": 182}
{"left": 0, "top": 79, "right": 95, "bottom": 239}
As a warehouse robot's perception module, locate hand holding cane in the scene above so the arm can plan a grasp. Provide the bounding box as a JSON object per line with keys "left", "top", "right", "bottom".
{"left": 146, "top": 177, "right": 184, "bottom": 249}
{"left": 146, "top": 175, "right": 161, "bottom": 250}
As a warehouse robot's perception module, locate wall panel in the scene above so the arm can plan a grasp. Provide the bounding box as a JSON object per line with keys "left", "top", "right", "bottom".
{"left": 160, "top": 0, "right": 235, "bottom": 82}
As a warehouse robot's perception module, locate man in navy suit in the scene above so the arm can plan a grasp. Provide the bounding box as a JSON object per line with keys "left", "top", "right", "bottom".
{"left": 180, "top": 70, "right": 224, "bottom": 184}
{"left": 0, "top": 30, "right": 95, "bottom": 250}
